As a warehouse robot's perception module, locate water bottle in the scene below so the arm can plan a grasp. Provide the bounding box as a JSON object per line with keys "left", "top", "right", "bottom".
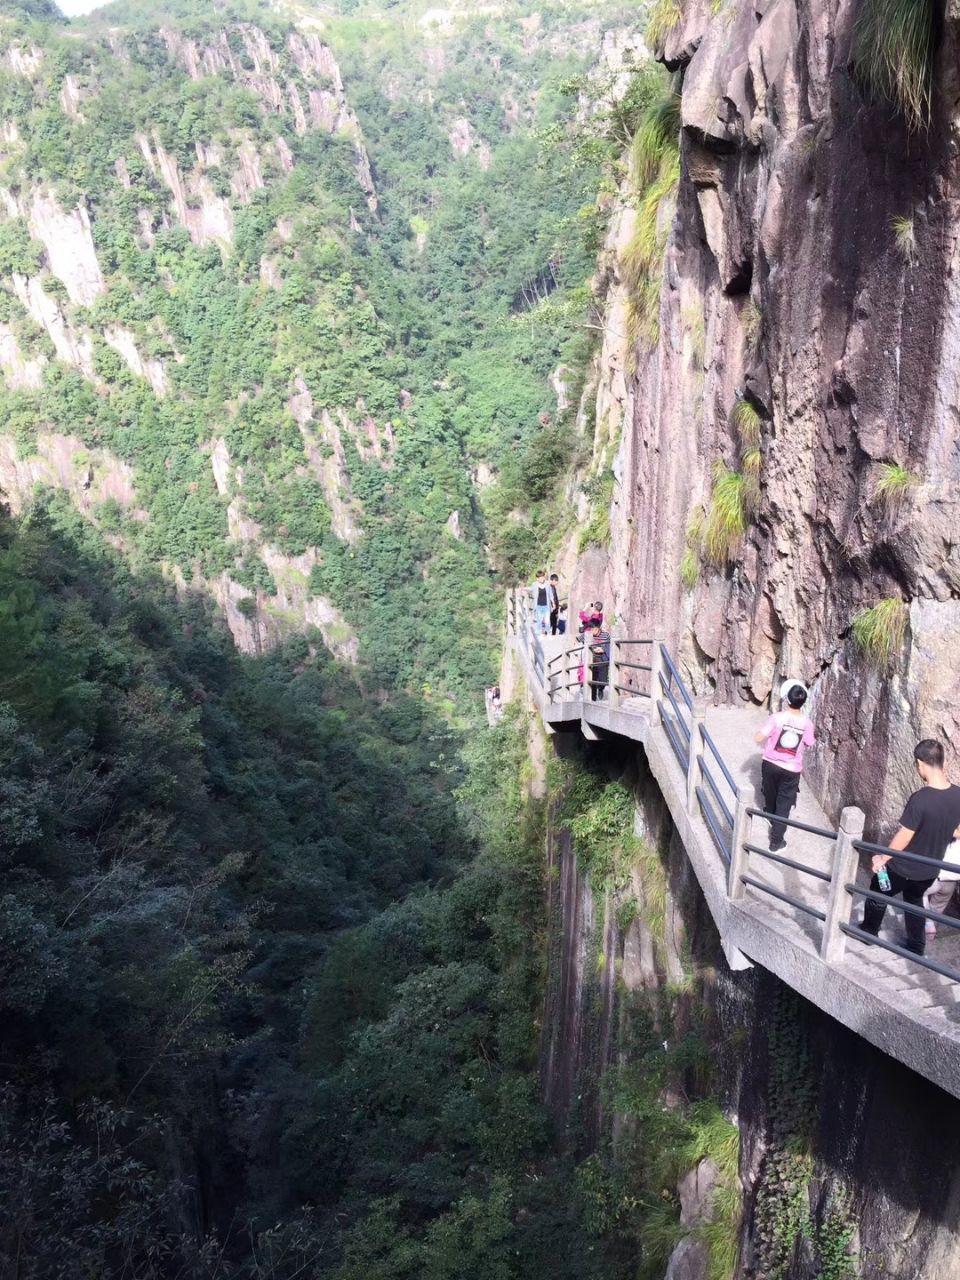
{"left": 877, "top": 866, "right": 891, "bottom": 893}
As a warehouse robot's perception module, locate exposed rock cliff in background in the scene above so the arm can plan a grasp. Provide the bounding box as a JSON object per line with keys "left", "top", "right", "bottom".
{"left": 565, "top": 0, "right": 960, "bottom": 833}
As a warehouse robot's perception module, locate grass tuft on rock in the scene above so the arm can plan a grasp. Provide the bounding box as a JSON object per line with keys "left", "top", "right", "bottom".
{"left": 732, "top": 398, "right": 762, "bottom": 446}
{"left": 631, "top": 85, "right": 681, "bottom": 191}
{"left": 873, "top": 461, "right": 918, "bottom": 508}
{"left": 703, "top": 464, "right": 747, "bottom": 564}
{"left": 851, "top": 598, "right": 908, "bottom": 667}
{"left": 852, "top": 0, "right": 936, "bottom": 129}
{"left": 646, "top": 0, "right": 682, "bottom": 48}
{"left": 892, "top": 214, "right": 916, "bottom": 259}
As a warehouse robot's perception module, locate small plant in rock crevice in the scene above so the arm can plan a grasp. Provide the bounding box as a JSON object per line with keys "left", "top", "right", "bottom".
{"left": 892, "top": 213, "right": 917, "bottom": 259}
{"left": 732, "top": 397, "right": 762, "bottom": 446}
{"left": 703, "top": 463, "right": 748, "bottom": 565}
{"left": 742, "top": 299, "right": 762, "bottom": 347}
{"left": 873, "top": 460, "right": 918, "bottom": 508}
{"left": 646, "top": 0, "right": 683, "bottom": 48}
{"left": 679, "top": 506, "right": 704, "bottom": 589}
{"left": 851, "top": 598, "right": 909, "bottom": 668}
{"left": 631, "top": 84, "right": 681, "bottom": 191}
{"left": 682, "top": 304, "right": 706, "bottom": 372}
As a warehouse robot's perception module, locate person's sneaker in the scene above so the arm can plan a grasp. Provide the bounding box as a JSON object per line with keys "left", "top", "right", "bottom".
{"left": 769, "top": 839, "right": 787, "bottom": 853}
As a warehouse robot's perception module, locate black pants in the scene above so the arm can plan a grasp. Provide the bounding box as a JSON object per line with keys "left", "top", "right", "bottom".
{"left": 761, "top": 760, "right": 801, "bottom": 845}
{"left": 590, "top": 663, "right": 608, "bottom": 701}
{"left": 862, "top": 869, "right": 936, "bottom": 955}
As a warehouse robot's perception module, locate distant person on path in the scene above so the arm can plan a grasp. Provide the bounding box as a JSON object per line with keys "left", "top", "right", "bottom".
{"left": 549, "top": 574, "right": 561, "bottom": 634}
{"left": 557, "top": 603, "right": 568, "bottom": 635}
{"left": 531, "top": 571, "right": 550, "bottom": 635}
{"left": 578, "top": 601, "right": 603, "bottom": 634}
{"left": 754, "top": 682, "right": 815, "bottom": 852}
{"left": 588, "top": 620, "right": 610, "bottom": 702}
{"left": 861, "top": 740, "right": 960, "bottom": 957}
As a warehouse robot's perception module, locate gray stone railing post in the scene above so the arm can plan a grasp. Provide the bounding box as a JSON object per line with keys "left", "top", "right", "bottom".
{"left": 648, "top": 636, "right": 665, "bottom": 725}
{"left": 727, "top": 785, "right": 754, "bottom": 900}
{"left": 820, "top": 805, "right": 866, "bottom": 964}
{"left": 608, "top": 627, "right": 621, "bottom": 710}
{"left": 686, "top": 701, "right": 705, "bottom": 814}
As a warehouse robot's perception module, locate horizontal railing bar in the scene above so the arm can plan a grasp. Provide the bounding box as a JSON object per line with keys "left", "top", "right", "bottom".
{"left": 852, "top": 841, "right": 960, "bottom": 876}
{"left": 699, "top": 725, "right": 737, "bottom": 796}
{"left": 613, "top": 638, "right": 653, "bottom": 646}
{"left": 659, "top": 645, "right": 694, "bottom": 711}
{"left": 743, "top": 842, "right": 831, "bottom": 882}
{"left": 614, "top": 660, "right": 652, "bottom": 672}
{"left": 746, "top": 808, "right": 837, "bottom": 840}
{"left": 697, "top": 786, "right": 731, "bottom": 865}
{"left": 658, "top": 674, "right": 691, "bottom": 741}
{"left": 845, "top": 885, "right": 960, "bottom": 928}
{"left": 841, "top": 924, "right": 960, "bottom": 983}
{"left": 741, "top": 875, "right": 827, "bottom": 921}
{"left": 660, "top": 705, "right": 688, "bottom": 769}
{"left": 698, "top": 755, "right": 734, "bottom": 827}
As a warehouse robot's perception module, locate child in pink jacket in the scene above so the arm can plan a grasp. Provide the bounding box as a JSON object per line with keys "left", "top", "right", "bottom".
{"left": 754, "top": 683, "right": 816, "bottom": 851}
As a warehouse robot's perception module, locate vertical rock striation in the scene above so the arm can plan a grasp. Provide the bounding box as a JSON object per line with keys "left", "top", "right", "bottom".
{"left": 579, "top": 0, "right": 960, "bottom": 830}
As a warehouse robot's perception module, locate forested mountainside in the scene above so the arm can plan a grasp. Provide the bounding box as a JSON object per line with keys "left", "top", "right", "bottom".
{"left": 0, "top": 0, "right": 682, "bottom": 1275}
{"left": 0, "top": 0, "right": 615, "bottom": 699}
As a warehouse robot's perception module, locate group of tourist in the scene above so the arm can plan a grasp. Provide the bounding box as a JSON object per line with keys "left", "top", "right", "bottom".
{"left": 755, "top": 682, "right": 960, "bottom": 958}
{"left": 529, "top": 570, "right": 567, "bottom": 636}
{"left": 528, "top": 574, "right": 610, "bottom": 702}
{"left": 521, "top": 576, "right": 960, "bottom": 962}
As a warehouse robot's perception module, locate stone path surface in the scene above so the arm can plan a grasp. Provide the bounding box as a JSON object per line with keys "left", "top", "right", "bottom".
{"left": 510, "top": 614, "right": 960, "bottom": 1094}
{"left": 705, "top": 709, "right": 960, "bottom": 1015}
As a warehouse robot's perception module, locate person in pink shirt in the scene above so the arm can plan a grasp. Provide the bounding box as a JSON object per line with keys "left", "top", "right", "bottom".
{"left": 754, "top": 683, "right": 816, "bottom": 852}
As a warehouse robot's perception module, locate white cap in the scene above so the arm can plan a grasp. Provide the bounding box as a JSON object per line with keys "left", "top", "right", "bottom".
{"left": 779, "top": 679, "right": 807, "bottom": 703}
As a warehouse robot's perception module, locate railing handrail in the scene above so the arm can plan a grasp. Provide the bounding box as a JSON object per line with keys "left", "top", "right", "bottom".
{"left": 852, "top": 839, "right": 960, "bottom": 876}
{"left": 507, "top": 592, "right": 960, "bottom": 994}
{"left": 659, "top": 643, "right": 694, "bottom": 712}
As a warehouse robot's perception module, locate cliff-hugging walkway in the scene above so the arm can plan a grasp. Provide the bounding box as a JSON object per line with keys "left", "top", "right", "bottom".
{"left": 507, "top": 593, "right": 960, "bottom": 1101}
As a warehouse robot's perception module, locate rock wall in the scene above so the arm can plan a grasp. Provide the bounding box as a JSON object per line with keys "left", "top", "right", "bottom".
{"left": 568, "top": 0, "right": 960, "bottom": 834}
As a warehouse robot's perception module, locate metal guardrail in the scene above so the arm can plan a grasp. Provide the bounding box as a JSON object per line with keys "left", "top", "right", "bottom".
{"left": 506, "top": 587, "right": 960, "bottom": 985}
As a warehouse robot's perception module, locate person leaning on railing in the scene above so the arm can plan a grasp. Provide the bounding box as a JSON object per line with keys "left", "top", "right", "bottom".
{"left": 861, "top": 739, "right": 960, "bottom": 958}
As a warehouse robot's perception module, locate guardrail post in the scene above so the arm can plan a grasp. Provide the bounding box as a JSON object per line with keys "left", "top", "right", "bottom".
{"left": 648, "top": 637, "right": 664, "bottom": 725}
{"left": 608, "top": 628, "right": 621, "bottom": 710}
{"left": 820, "top": 805, "right": 866, "bottom": 964}
{"left": 727, "top": 785, "right": 753, "bottom": 900}
{"left": 686, "top": 701, "right": 705, "bottom": 814}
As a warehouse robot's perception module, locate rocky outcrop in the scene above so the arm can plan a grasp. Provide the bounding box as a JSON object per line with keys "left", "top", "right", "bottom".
{"left": 25, "top": 189, "right": 104, "bottom": 306}
{"left": 103, "top": 326, "right": 168, "bottom": 396}
{"left": 448, "top": 117, "right": 492, "bottom": 168}
{"left": 138, "top": 130, "right": 234, "bottom": 248}
{"left": 0, "top": 323, "right": 44, "bottom": 389}
{"left": 158, "top": 23, "right": 378, "bottom": 212}
{"left": 11, "top": 273, "right": 95, "bottom": 377}
{"left": 570, "top": 0, "right": 960, "bottom": 833}
{"left": 0, "top": 431, "right": 142, "bottom": 522}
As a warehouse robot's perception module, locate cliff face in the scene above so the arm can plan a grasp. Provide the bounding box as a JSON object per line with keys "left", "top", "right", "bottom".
{"left": 524, "top": 700, "right": 960, "bottom": 1279}
{"left": 569, "top": 0, "right": 960, "bottom": 832}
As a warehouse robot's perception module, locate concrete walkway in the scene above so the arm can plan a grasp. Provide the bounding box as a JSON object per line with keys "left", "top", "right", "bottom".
{"left": 510, "top": 625, "right": 960, "bottom": 1099}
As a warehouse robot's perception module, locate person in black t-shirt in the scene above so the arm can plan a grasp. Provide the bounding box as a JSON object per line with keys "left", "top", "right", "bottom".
{"left": 549, "top": 574, "right": 561, "bottom": 634}
{"left": 861, "top": 739, "right": 960, "bottom": 956}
